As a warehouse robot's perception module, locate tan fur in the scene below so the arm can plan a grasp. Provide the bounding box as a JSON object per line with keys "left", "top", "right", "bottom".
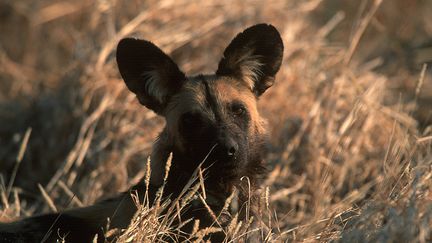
{"left": 214, "top": 77, "right": 267, "bottom": 136}
{"left": 226, "top": 49, "right": 264, "bottom": 91}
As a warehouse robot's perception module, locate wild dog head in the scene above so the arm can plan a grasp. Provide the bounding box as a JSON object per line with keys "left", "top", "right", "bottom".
{"left": 116, "top": 24, "right": 283, "bottom": 193}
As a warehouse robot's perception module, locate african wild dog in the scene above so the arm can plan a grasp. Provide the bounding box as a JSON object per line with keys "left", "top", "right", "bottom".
{"left": 0, "top": 23, "right": 283, "bottom": 242}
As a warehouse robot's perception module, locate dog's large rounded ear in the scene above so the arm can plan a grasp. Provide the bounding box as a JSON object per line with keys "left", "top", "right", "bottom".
{"left": 216, "top": 24, "right": 283, "bottom": 96}
{"left": 116, "top": 38, "right": 185, "bottom": 115}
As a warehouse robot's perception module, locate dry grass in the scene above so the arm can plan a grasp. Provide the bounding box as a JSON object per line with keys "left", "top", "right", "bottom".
{"left": 1, "top": 0, "right": 432, "bottom": 242}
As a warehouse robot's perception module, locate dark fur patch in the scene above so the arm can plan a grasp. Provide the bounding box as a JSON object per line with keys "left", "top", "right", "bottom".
{"left": 0, "top": 213, "right": 103, "bottom": 242}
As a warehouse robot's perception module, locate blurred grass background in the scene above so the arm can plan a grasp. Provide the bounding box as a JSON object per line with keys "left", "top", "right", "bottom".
{"left": 1, "top": 0, "right": 432, "bottom": 241}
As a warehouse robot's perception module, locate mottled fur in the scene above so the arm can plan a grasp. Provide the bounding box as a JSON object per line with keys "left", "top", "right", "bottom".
{"left": 0, "top": 23, "right": 283, "bottom": 242}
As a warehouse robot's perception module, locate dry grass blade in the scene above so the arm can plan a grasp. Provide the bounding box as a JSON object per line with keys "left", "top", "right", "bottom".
{"left": 415, "top": 63, "right": 428, "bottom": 102}
{"left": 6, "top": 127, "right": 31, "bottom": 198}
{"left": 270, "top": 175, "right": 305, "bottom": 202}
{"left": 57, "top": 180, "right": 83, "bottom": 207}
{"left": 417, "top": 136, "right": 432, "bottom": 143}
{"left": 38, "top": 183, "right": 57, "bottom": 213}
{"left": 344, "top": 0, "right": 384, "bottom": 65}
{"left": 32, "top": 2, "right": 91, "bottom": 26}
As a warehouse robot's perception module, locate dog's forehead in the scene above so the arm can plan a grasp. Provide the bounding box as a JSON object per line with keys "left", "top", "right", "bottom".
{"left": 166, "top": 75, "right": 258, "bottom": 122}
{"left": 182, "top": 75, "right": 255, "bottom": 105}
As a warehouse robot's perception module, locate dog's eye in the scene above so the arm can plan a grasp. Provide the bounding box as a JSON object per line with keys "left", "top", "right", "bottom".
{"left": 230, "top": 103, "right": 246, "bottom": 117}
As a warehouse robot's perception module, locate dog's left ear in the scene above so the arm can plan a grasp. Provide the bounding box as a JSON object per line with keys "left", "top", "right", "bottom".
{"left": 216, "top": 24, "right": 283, "bottom": 96}
{"left": 116, "top": 38, "right": 185, "bottom": 115}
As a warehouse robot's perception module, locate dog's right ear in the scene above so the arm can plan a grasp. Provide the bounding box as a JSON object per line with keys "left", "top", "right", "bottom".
{"left": 216, "top": 24, "right": 283, "bottom": 97}
{"left": 116, "top": 38, "right": 185, "bottom": 115}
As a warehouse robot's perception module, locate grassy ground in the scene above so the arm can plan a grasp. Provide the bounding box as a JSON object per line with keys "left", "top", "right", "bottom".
{"left": 1, "top": 0, "right": 432, "bottom": 242}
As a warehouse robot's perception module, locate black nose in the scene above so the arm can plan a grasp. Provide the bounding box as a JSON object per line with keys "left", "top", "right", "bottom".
{"left": 222, "top": 138, "right": 238, "bottom": 158}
